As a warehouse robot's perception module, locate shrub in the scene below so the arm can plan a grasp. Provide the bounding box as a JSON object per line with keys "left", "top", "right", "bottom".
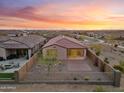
{"left": 114, "top": 44, "right": 118, "bottom": 48}
{"left": 84, "top": 76, "right": 90, "bottom": 81}
{"left": 119, "top": 60, "right": 124, "bottom": 66}
{"left": 79, "top": 35, "right": 85, "bottom": 40}
{"left": 73, "top": 77, "right": 78, "bottom": 80}
{"left": 95, "top": 51, "right": 101, "bottom": 56}
{"left": 120, "top": 51, "right": 124, "bottom": 53}
{"left": 90, "top": 44, "right": 102, "bottom": 55}
{"left": 104, "top": 58, "right": 109, "bottom": 64}
{"left": 97, "top": 78, "right": 101, "bottom": 81}
{"left": 94, "top": 86, "right": 106, "bottom": 92}
{"left": 113, "top": 65, "right": 124, "bottom": 73}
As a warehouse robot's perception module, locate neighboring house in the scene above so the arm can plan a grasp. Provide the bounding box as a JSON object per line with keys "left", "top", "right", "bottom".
{"left": 0, "top": 35, "right": 46, "bottom": 60}
{"left": 0, "top": 30, "right": 28, "bottom": 37}
{"left": 42, "top": 35, "right": 87, "bottom": 60}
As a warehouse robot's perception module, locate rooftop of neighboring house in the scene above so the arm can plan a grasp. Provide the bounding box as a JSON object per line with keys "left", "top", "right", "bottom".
{"left": 0, "top": 30, "right": 27, "bottom": 34}
{"left": 0, "top": 35, "right": 46, "bottom": 49}
{"left": 43, "top": 35, "right": 87, "bottom": 49}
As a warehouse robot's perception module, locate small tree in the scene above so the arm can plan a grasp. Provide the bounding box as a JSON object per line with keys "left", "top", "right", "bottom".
{"left": 43, "top": 54, "right": 57, "bottom": 72}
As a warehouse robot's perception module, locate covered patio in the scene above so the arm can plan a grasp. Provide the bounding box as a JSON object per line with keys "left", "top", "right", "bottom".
{"left": 6, "top": 49, "right": 28, "bottom": 59}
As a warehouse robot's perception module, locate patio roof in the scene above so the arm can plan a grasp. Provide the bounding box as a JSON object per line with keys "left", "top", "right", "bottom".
{"left": 43, "top": 35, "right": 87, "bottom": 48}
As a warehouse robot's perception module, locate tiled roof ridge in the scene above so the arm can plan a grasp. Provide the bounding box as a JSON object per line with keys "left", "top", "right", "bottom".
{"left": 56, "top": 35, "right": 86, "bottom": 47}
{"left": 43, "top": 35, "right": 87, "bottom": 48}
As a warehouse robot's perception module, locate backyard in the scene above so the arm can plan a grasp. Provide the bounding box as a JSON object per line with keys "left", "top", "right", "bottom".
{"left": 23, "top": 52, "right": 113, "bottom": 83}
{"left": 0, "top": 57, "right": 28, "bottom": 80}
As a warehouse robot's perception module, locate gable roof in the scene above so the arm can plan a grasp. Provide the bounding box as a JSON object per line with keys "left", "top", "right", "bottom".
{"left": 43, "top": 35, "right": 87, "bottom": 48}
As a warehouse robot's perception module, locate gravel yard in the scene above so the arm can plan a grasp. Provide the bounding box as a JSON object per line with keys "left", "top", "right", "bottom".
{"left": 23, "top": 58, "right": 112, "bottom": 82}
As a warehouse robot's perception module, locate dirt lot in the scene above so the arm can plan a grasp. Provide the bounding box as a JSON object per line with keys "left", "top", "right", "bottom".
{"left": 91, "top": 43, "right": 124, "bottom": 66}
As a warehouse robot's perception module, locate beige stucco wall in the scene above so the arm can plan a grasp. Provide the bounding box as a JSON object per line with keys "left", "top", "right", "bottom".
{"left": 43, "top": 45, "right": 86, "bottom": 60}
{"left": 0, "top": 47, "right": 6, "bottom": 59}
{"left": 43, "top": 45, "right": 67, "bottom": 60}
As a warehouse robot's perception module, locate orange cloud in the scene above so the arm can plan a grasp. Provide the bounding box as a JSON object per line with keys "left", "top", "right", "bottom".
{"left": 0, "top": 2, "right": 124, "bottom": 30}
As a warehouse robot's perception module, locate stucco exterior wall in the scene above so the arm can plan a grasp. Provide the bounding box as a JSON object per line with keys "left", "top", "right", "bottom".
{"left": 43, "top": 45, "right": 86, "bottom": 60}
{"left": 0, "top": 47, "right": 6, "bottom": 59}
{"left": 43, "top": 45, "right": 67, "bottom": 60}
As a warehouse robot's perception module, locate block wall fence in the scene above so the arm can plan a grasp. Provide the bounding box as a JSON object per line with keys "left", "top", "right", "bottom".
{"left": 86, "top": 49, "right": 121, "bottom": 87}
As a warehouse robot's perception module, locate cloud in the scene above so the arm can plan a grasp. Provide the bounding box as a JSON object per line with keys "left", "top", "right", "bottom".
{"left": 0, "top": 0, "right": 124, "bottom": 29}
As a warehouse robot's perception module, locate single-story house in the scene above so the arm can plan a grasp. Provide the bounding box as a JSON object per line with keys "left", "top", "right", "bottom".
{"left": 0, "top": 35, "right": 46, "bottom": 60}
{"left": 42, "top": 35, "right": 87, "bottom": 60}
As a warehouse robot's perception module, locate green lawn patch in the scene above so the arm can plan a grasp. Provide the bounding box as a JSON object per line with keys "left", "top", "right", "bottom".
{"left": 113, "top": 60, "right": 124, "bottom": 73}
{"left": 0, "top": 73, "right": 15, "bottom": 80}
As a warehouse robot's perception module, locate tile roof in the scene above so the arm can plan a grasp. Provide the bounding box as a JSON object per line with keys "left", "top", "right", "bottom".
{"left": 0, "top": 42, "right": 29, "bottom": 49}
{"left": 0, "top": 36, "right": 10, "bottom": 42}
{"left": 15, "top": 35, "right": 46, "bottom": 48}
{"left": 0, "top": 35, "right": 46, "bottom": 49}
{"left": 43, "top": 35, "right": 87, "bottom": 48}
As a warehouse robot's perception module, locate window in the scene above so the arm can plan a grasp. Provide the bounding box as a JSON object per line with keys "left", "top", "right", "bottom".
{"left": 46, "top": 49, "right": 57, "bottom": 58}
{"left": 67, "top": 49, "right": 84, "bottom": 58}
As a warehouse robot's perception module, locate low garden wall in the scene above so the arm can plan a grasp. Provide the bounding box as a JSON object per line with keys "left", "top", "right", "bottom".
{"left": 87, "top": 49, "right": 121, "bottom": 87}
{"left": 15, "top": 52, "right": 38, "bottom": 82}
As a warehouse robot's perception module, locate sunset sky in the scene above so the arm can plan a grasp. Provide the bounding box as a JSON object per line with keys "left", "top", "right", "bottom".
{"left": 0, "top": 0, "right": 124, "bottom": 30}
